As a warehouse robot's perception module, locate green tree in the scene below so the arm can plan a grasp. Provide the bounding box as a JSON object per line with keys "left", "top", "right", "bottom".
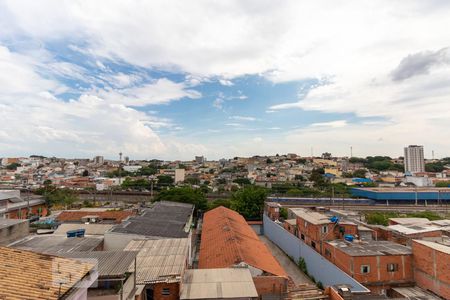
{"left": 82, "top": 170, "right": 89, "bottom": 177}
{"left": 157, "top": 175, "right": 174, "bottom": 188}
{"left": 233, "top": 177, "right": 251, "bottom": 186}
{"left": 207, "top": 198, "right": 232, "bottom": 210}
{"left": 436, "top": 181, "right": 450, "bottom": 187}
{"left": 279, "top": 207, "right": 288, "bottom": 219}
{"left": 185, "top": 177, "right": 201, "bottom": 185}
{"left": 230, "top": 186, "right": 267, "bottom": 220}
{"left": 425, "top": 162, "right": 445, "bottom": 172}
{"left": 352, "top": 169, "right": 367, "bottom": 178}
{"left": 38, "top": 186, "right": 78, "bottom": 209}
{"left": 155, "top": 187, "right": 207, "bottom": 211}
{"left": 6, "top": 163, "right": 20, "bottom": 170}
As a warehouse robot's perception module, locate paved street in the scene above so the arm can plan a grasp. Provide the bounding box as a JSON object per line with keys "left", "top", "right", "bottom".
{"left": 259, "top": 235, "right": 313, "bottom": 285}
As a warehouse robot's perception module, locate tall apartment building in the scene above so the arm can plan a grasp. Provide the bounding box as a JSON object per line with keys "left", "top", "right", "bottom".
{"left": 404, "top": 145, "right": 425, "bottom": 173}
{"left": 93, "top": 155, "right": 104, "bottom": 165}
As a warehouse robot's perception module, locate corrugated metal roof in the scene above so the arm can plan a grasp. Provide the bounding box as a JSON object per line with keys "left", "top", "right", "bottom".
{"left": 111, "top": 201, "right": 193, "bottom": 238}
{"left": 53, "top": 223, "right": 114, "bottom": 235}
{"left": 180, "top": 268, "right": 258, "bottom": 299}
{"left": 124, "top": 238, "right": 189, "bottom": 284}
{"left": 59, "top": 251, "right": 138, "bottom": 278}
{"left": 11, "top": 235, "right": 103, "bottom": 254}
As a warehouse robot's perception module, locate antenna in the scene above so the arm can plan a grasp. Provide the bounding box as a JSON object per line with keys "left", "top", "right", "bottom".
{"left": 350, "top": 146, "right": 353, "bottom": 158}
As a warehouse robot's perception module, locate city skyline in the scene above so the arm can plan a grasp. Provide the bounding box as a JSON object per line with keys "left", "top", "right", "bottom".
{"left": 1, "top": 1, "right": 450, "bottom": 160}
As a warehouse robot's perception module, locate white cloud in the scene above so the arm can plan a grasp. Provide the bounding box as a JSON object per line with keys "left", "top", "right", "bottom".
{"left": 310, "top": 120, "right": 347, "bottom": 128}
{"left": 1, "top": 1, "right": 450, "bottom": 156}
{"left": 229, "top": 116, "right": 257, "bottom": 121}
{"left": 0, "top": 45, "right": 206, "bottom": 159}
{"left": 95, "top": 78, "right": 201, "bottom": 106}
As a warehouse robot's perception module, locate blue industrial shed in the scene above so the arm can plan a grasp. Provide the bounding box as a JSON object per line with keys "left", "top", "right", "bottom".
{"left": 351, "top": 187, "right": 450, "bottom": 204}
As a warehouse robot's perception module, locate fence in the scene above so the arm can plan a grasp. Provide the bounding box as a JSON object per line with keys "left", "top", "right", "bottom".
{"left": 263, "top": 214, "right": 370, "bottom": 293}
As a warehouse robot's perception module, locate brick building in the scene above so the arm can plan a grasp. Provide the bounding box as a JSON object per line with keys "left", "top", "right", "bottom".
{"left": 323, "top": 240, "right": 414, "bottom": 294}
{"left": 0, "top": 190, "right": 48, "bottom": 219}
{"left": 265, "top": 202, "right": 281, "bottom": 221}
{"left": 199, "top": 206, "right": 288, "bottom": 298}
{"left": 294, "top": 208, "right": 358, "bottom": 254}
{"left": 411, "top": 240, "right": 450, "bottom": 299}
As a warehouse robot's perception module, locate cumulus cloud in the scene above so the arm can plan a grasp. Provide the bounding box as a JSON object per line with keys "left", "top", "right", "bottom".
{"left": 391, "top": 47, "right": 450, "bottom": 81}
{"left": 1, "top": 1, "right": 450, "bottom": 157}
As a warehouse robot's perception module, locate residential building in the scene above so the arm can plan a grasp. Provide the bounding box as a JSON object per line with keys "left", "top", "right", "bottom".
{"left": 0, "top": 246, "right": 97, "bottom": 300}
{"left": 60, "top": 250, "right": 142, "bottom": 299}
{"left": 195, "top": 156, "right": 206, "bottom": 164}
{"left": 180, "top": 268, "right": 258, "bottom": 300}
{"left": 0, "top": 190, "right": 47, "bottom": 219}
{"left": 124, "top": 238, "right": 190, "bottom": 300}
{"left": 293, "top": 208, "right": 358, "bottom": 254}
{"left": 56, "top": 209, "right": 134, "bottom": 224}
{"left": 411, "top": 239, "right": 450, "bottom": 299}
{"left": 199, "top": 206, "right": 288, "bottom": 298}
{"left": 404, "top": 145, "right": 425, "bottom": 173}
{"left": 11, "top": 235, "right": 104, "bottom": 254}
{"left": 0, "top": 219, "right": 29, "bottom": 246}
{"left": 104, "top": 201, "right": 193, "bottom": 250}
{"left": 323, "top": 240, "right": 414, "bottom": 294}
{"left": 93, "top": 156, "right": 104, "bottom": 165}
{"left": 159, "top": 168, "right": 186, "bottom": 183}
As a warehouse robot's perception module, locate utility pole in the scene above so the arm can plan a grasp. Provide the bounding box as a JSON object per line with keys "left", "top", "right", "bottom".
{"left": 118, "top": 152, "right": 123, "bottom": 185}
{"left": 415, "top": 187, "right": 418, "bottom": 206}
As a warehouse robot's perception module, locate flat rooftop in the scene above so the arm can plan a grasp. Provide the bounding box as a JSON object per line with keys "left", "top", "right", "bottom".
{"left": 0, "top": 218, "right": 28, "bottom": 230}
{"left": 180, "top": 268, "right": 258, "bottom": 300}
{"left": 327, "top": 240, "right": 412, "bottom": 256}
{"left": 389, "top": 217, "right": 431, "bottom": 225}
{"left": 111, "top": 201, "right": 193, "bottom": 238}
{"left": 413, "top": 239, "right": 450, "bottom": 254}
{"left": 388, "top": 224, "right": 442, "bottom": 235}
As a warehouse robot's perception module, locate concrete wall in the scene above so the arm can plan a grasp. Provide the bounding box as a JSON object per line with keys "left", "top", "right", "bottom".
{"left": 0, "top": 220, "right": 29, "bottom": 246}
{"left": 263, "top": 214, "right": 370, "bottom": 293}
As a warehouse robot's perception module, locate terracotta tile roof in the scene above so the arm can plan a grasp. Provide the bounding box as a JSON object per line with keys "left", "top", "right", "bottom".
{"left": 56, "top": 210, "right": 134, "bottom": 223}
{"left": 199, "top": 206, "right": 287, "bottom": 277}
{"left": 0, "top": 246, "right": 94, "bottom": 300}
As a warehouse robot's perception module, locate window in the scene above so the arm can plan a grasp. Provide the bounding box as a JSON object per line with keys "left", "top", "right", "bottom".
{"left": 325, "top": 249, "right": 331, "bottom": 257}
{"left": 304, "top": 221, "right": 308, "bottom": 227}
{"left": 162, "top": 288, "right": 170, "bottom": 296}
{"left": 300, "top": 234, "right": 305, "bottom": 240}
{"left": 322, "top": 225, "right": 328, "bottom": 234}
{"left": 387, "top": 263, "right": 399, "bottom": 272}
{"left": 361, "top": 265, "right": 370, "bottom": 274}
{"left": 311, "top": 241, "right": 316, "bottom": 249}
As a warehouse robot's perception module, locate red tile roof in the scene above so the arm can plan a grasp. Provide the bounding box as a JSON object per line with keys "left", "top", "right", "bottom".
{"left": 199, "top": 206, "right": 286, "bottom": 277}
{"left": 56, "top": 210, "right": 134, "bottom": 223}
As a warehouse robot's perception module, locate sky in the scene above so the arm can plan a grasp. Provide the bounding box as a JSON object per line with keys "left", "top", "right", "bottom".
{"left": 0, "top": 0, "right": 449, "bottom": 160}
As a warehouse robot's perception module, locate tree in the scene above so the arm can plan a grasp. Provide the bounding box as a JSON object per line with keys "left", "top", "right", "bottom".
{"left": 6, "top": 163, "right": 20, "bottom": 170}
{"left": 82, "top": 170, "right": 89, "bottom": 177}
{"left": 425, "top": 162, "right": 445, "bottom": 172}
{"left": 157, "top": 175, "right": 174, "bottom": 188}
{"left": 207, "top": 198, "right": 232, "bottom": 210}
{"left": 352, "top": 169, "right": 367, "bottom": 178}
{"left": 155, "top": 187, "right": 207, "bottom": 211}
{"left": 310, "top": 168, "right": 328, "bottom": 188}
{"left": 266, "top": 158, "right": 273, "bottom": 164}
{"left": 279, "top": 207, "right": 288, "bottom": 219}
{"left": 38, "top": 186, "right": 78, "bottom": 209}
{"left": 185, "top": 177, "right": 200, "bottom": 185}
{"left": 233, "top": 177, "right": 251, "bottom": 186}
{"left": 436, "top": 181, "right": 450, "bottom": 187}
{"left": 230, "top": 186, "right": 267, "bottom": 220}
